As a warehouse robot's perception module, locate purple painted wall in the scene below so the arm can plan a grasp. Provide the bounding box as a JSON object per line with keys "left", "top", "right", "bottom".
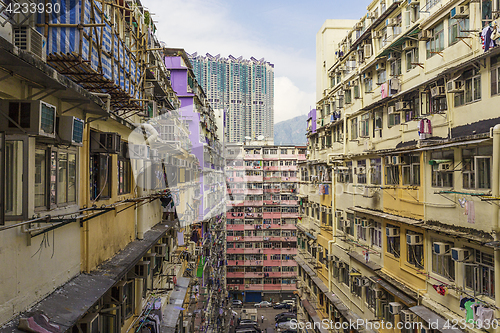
{"left": 308, "top": 108, "right": 316, "bottom": 134}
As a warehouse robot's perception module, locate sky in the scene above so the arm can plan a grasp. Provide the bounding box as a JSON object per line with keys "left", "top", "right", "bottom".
{"left": 146, "top": 0, "right": 371, "bottom": 123}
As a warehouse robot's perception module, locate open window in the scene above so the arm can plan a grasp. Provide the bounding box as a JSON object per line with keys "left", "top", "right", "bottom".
{"left": 462, "top": 146, "right": 492, "bottom": 189}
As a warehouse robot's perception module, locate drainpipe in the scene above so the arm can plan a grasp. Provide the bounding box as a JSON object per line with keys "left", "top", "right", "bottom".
{"left": 90, "top": 92, "right": 111, "bottom": 113}
{"left": 492, "top": 124, "right": 500, "bottom": 320}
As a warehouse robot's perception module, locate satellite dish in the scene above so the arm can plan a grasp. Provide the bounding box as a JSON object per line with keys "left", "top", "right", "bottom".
{"left": 257, "top": 135, "right": 265, "bottom": 141}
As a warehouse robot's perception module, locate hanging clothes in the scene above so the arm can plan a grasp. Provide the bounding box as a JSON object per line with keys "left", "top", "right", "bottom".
{"left": 464, "top": 300, "right": 476, "bottom": 323}
{"left": 418, "top": 119, "right": 432, "bottom": 139}
{"left": 466, "top": 201, "right": 475, "bottom": 224}
{"left": 482, "top": 26, "right": 496, "bottom": 52}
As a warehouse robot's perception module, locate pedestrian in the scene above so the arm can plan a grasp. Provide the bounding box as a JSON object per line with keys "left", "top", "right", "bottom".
{"left": 261, "top": 315, "right": 264, "bottom": 323}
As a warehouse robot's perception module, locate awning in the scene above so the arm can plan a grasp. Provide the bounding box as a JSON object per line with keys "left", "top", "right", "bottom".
{"left": 295, "top": 256, "right": 316, "bottom": 277}
{"left": 370, "top": 274, "right": 417, "bottom": 306}
{"left": 161, "top": 277, "right": 190, "bottom": 333}
{"left": 0, "top": 36, "right": 108, "bottom": 117}
{"left": 349, "top": 206, "right": 423, "bottom": 225}
{"left": 306, "top": 232, "right": 317, "bottom": 240}
{"left": 301, "top": 299, "right": 329, "bottom": 333}
{"left": 348, "top": 251, "right": 382, "bottom": 271}
{"left": 1, "top": 222, "right": 174, "bottom": 332}
{"left": 378, "top": 27, "right": 420, "bottom": 58}
{"left": 409, "top": 306, "right": 465, "bottom": 333}
{"left": 412, "top": 138, "right": 490, "bottom": 152}
{"left": 313, "top": 277, "right": 329, "bottom": 294}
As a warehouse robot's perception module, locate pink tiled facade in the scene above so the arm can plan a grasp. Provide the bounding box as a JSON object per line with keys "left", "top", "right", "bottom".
{"left": 226, "top": 145, "right": 307, "bottom": 302}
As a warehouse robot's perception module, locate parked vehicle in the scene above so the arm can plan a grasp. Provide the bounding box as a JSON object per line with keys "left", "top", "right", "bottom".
{"left": 275, "top": 312, "right": 295, "bottom": 321}
{"left": 282, "top": 300, "right": 295, "bottom": 306}
{"left": 273, "top": 303, "right": 291, "bottom": 309}
{"left": 254, "top": 301, "right": 272, "bottom": 308}
{"left": 276, "top": 315, "right": 296, "bottom": 324}
{"left": 236, "top": 324, "right": 262, "bottom": 333}
{"left": 236, "top": 329, "right": 260, "bottom": 333}
{"left": 232, "top": 300, "right": 243, "bottom": 307}
{"left": 239, "top": 320, "right": 258, "bottom": 326}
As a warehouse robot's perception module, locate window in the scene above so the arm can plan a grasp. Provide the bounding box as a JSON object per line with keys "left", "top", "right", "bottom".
{"left": 462, "top": 146, "right": 492, "bottom": 189}
{"left": 431, "top": 150, "right": 454, "bottom": 187}
{"left": 341, "top": 262, "right": 350, "bottom": 286}
{"left": 124, "top": 279, "right": 135, "bottom": 319}
{"left": 404, "top": 94, "right": 420, "bottom": 121}
{"left": 346, "top": 213, "right": 355, "bottom": 237}
{"left": 370, "top": 222, "right": 382, "bottom": 247}
{"left": 351, "top": 271, "right": 363, "bottom": 297}
{"left": 357, "top": 223, "right": 367, "bottom": 241}
{"left": 491, "top": 54, "right": 500, "bottom": 96}
{"left": 461, "top": 68, "right": 481, "bottom": 104}
{"left": 5, "top": 140, "right": 24, "bottom": 217}
{"left": 370, "top": 158, "right": 381, "bottom": 185}
{"left": 385, "top": 164, "right": 399, "bottom": 185}
{"left": 449, "top": 18, "right": 469, "bottom": 45}
{"left": 481, "top": 0, "right": 492, "bottom": 25}
{"left": 465, "top": 249, "right": 494, "bottom": 298}
{"left": 432, "top": 242, "right": 455, "bottom": 281}
{"left": 34, "top": 146, "right": 77, "bottom": 208}
{"left": 360, "top": 113, "right": 370, "bottom": 137}
{"left": 402, "top": 154, "right": 420, "bottom": 186}
{"left": 366, "top": 282, "right": 377, "bottom": 311}
{"left": 431, "top": 96, "right": 447, "bottom": 114}
{"left": 407, "top": 231, "right": 424, "bottom": 269}
{"left": 351, "top": 118, "right": 358, "bottom": 140}
{"left": 357, "top": 160, "right": 367, "bottom": 184}
{"left": 377, "top": 69, "right": 387, "bottom": 84}
{"left": 386, "top": 224, "right": 400, "bottom": 258}
{"left": 90, "top": 154, "right": 112, "bottom": 200}
{"left": 388, "top": 112, "right": 400, "bottom": 127}
{"left": 406, "top": 48, "right": 419, "bottom": 72}
{"left": 390, "top": 57, "right": 402, "bottom": 76}
{"left": 365, "top": 77, "right": 373, "bottom": 92}
{"left": 345, "top": 89, "right": 352, "bottom": 104}
{"left": 426, "top": 22, "right": 445, "bottom": 59}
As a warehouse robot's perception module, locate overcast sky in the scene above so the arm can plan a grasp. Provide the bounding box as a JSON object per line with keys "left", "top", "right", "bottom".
{"left": 146, "top": 0, "right": 371, "bottom": 123}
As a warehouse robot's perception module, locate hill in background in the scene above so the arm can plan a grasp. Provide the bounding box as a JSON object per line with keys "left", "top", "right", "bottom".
{"left": 273, "top": 114, "right": 307, "bottom": 145}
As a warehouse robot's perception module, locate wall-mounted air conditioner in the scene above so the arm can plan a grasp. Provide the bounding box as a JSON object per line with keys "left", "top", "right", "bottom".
{"left": 384, "top": 156, "right": 392, "bottom": 165}
{"left": 408, "top": 0, "right": 420, "bottom": 6}
{"left": 375, "top": 62, "right": 386, "bottom": 71}
{"left": 90, "top": 132, "right": 121, "bottom": 154}
{"left": 450, "top": 5, "right": 469, "bottom": 19}
{"left": 386, "top": 227, "right": 399, "bottom": 237}
{"left": 386, "top": 18, "right": 398, "bottom": 27}
{"left": 367, "top": 12, "right": 377, "bottom": 19}
{"left": 74, "top": 312, "right": 99, "bottom": 333}
{"left": 394, "top": 101, "right": 410, "bottom": 111}
{"left": 403, "top": 39, "right": 417, "bottom": 51}
{"left": 134, "top": 261, "right": 150, "bottom": 279}
{"left": 57, "top": 116, "right": 84, "bottom": 146}
{"left": 438, "top": 162, "right": 452, "bottom": 171}
{"left": 407, "top": 234, "right": 423, "bottom": 245}
{"left": 354, "top": 22, "right": 363, "bottom": 30}
{"left": 373, "top": 31, "right": 383, "bottom": 39}
{"left": 13, "top": 26, "right": 46, "bottom": 62}
{"left": 400, "top": 309, "right": 416, "bottom": 322}
{"left": 418, "top": 30, "right": 433, "bottom": 41}
{"left": 387, "top": 52, "right": 399, "bottom": 61}
{"left": 389, "top": 302, "right": 402, "bottom": 315}
{"left": 431, "top": 86, "right": 446, "bottom": 97}
{"left": 388, "top": 106, "right": 396, "bottom": 114}
{"left": 154, "top": 244, "right": 167, "bottom": 257}
{"left": 433, "top": 242, "right": 452, "bottom": 255}
{"left": 446, "top": 79, "right": 464, "bottom": 93}
{"left": 128, "top": 144, "right": 151, "bottom": 159}
{"left": 0, "top": 99, "right": 56, "bottom": 138}
{"left": 451, "top": 248, "right": 473, "bottom": 262}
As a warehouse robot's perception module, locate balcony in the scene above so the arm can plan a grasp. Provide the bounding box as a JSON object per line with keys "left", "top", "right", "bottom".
{"left": 226, "top": 236, "right": 244, "bottom": 242}
{"left": 244, "top": 260, "right": 263, "bottom": 266}
{"left": 262, "top": 248, "right": 281, "bottom": 255}
{"left": 244, "top": 154, "right": 262, "bottom": 160}
{"left": 245, "top": 213, "right": 262, "bottom": 218}
{"left": 227, "top": 201, "right": 244, "bottom": 207}
{"left": 228, "top": 177, "right": 244, "bottom": 182}
{"left": 281, "top": 284, "right": 297, "bottom": 290}
{"left": 245, "top": 272, "right": 265, "bottom": 278}
{"left": 280, "top": 154, "right": 297, "bottom": 159}
{"left": 227, "top": 248, "right": 245, "bottom": 254}
{"left": 282, "top": 213, "right": 299, "bottom": 218}
{"left": 244, "top": 189, "right": 264, "bottom": 195}
{"left": 280, "top": 165, "right": 297, "bottom": 171}
{"left": 244, "top": 224, "right": 262, "bottom": 230}
{"left": 263, "top": 284, "right": 281, "bottom": 290}
{"left": 263, "top": 200, "right": 280, "bottom": 205}
{"left": 227, "top": 212, "right": 245, "bottom": 218}
{"left": 263, "top": 260, "right": 282, "bottom": 266}
{"left": 244, "top": 200, "right": 263, "bottom": 206}
{"left": 226, "top": 224, "right": 245, "bottom": 231}
{"left": 281, "top": 224, "right": 297, "bottom": 230}
{"left": 245, "top": 284, "right": 264, "bottom": 290}
{"left": 266, "top": 271, "right": 282, "bottom": 278}
{"left": 282, "top": 271, "right": 297, "bottom": 278}
{"left": 281, "top": 200, "right": 298, "bottom": 205}
{"left": 281, "top": 248, "right": 298, "bottom": 255}
{"left": 244, "top": 176, "right": 263, "bottom": 182}
{"left": 227, "top": 272, "right": 245, "bottom": 278}
{"left": 264, "top": 188, "right": 280, "bottom": 193}
{"left": 244, "top": 248, "right": 263, "bottom": 254}
{"left": 263, "top": 212, "right": 281, "bottom": 219}
{"left": 244, "top": 236, "right": 264, "bottom": 241}
{"left": 264, "top": 166, "right": 280, "bottom": 171}
{"left": 245, "top": 165, "right": 262, "bottom": 170}
{"left": 282, "top": 177, "right": 298, "bottom": 182}
{"left": 281, "top": 260, "right": 297, "bottom": 267}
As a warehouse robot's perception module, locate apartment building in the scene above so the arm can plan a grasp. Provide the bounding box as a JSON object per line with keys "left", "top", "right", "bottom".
{"left": 225, "top": 144, "right": 306, "bottom": 303}
{"left": 0, "top": 1, "right": 224, "bottom": 332}
{"left": 189, "top": 53, "right": 275, "bottom": 143}
{"left": 297, "top": 0, "right": 500, "bottom": 332}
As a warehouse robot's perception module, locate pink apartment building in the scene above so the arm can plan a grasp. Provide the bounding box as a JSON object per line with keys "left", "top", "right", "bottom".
{"left": 225, "top": 144, "right": 306, "bottom": 302}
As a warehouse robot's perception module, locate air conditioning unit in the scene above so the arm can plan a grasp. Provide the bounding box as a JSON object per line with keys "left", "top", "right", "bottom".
{"left": 128, "top": 144, "right": 151, "bottom": 159}
{"left": 418, "top": 30, "right": 432, "bottom": 41}
{"left": 245, "top": 284, "right": 250, "bottom": 288}
{"left": 375, "top": 62, "right": 386, "bottom": 71}
{"left": 13, "top": 26, "right": 46, "bottom": 62}
{"left": 386, "top": 227, "right": 399, "bottom": 237}
{"left": 433, "top": 242, "right": 451, "bottom": 255}
{"left": 392, "top": 155, "right": 404, "bottom": 165}
{"left": 403, "top": 40, "right": 417, "bottom": 51}
{"left": 387, "top": 52, "right": 399, "bottom": 61}
{"left": 384, "top": 156, "right": 392, "bottom": 165}
{"left": 367, "top": 12, "right": 377, "bottom": 19}
{"left": 57, "top": 116, "right": 84, "bottom": 146}
{"left": 154, "top": 244, "right": 167, "bottom": 257}
{"left": 400, "top": 309, "right": 415, "bottom": 322}
{"left": 134, "top": 261, "right": 150, "bottom": 279}
{"left": 338, "top": 262, "right": 346, "bottom": 269}
{"left": 74, "top": 312, "right": 99, "bottom": 333}
{"left": 0, "top": 100, "right": 56, "bottom": 138}
{"left": 373, "top": 30, "right": 383, "bottom": 39}
{"left": 408, "top": 0, "right": 420, "bottom": 6}
{"left": 394, "top": 101, "right": 410, "bottom": 111}
{"left": 358, "top": 166, "right": 366, "bottom": 174}
{"left": 451, "top": 5, "right": 469, "bottom": 19}
{"left": 407, "top": 234, "right": 423, "bottom": 245}
{"left": 388, "top": 106, "right": 396, "bottom": 114}
{"left": 338, "top": 65, "right": 347, "bottom": 72}
{"left": 361, "top": 219, "right": 369, "bottom": 228}
{"left": 386, "top": 18, "right": 398, "bottom": 27}
{"left": 374, "top": 289, "right": 385, "bottom": 298}
{"left": 451, "top": 248, "right": 472, "bottom": 262}
{"left": 389, "top": 302, "right": 402, "bottom": 315}
{"left": 354, "top": 217, "right": 362, "bottom": 225}
{"left": 335, "top": 210, "right": 343, "bottom": 217}
{"left": 446, "top": 79, "right": 464, "bottom": 93}
{"left": 431, "top": 86, "right": 446, "bottom": 97}
{"left": 438, "top": 162, "right": 452, "bottom": 171}
{"left": 354, "top": 22, "right": 363, "bottom": 30}
{"left": 234, "top": 286, "right": 239, "bottom": 290}
{"left": 363, "top": 44, "right": 372, "bottom": 59}
{"left": 90, "top": 132, "right": 121, "bottom": 154}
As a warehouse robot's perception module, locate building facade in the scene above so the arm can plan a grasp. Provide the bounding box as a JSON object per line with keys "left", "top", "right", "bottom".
{"left": 0, "top": 2, "right": 225, "bottom": 333}
{"left": 189, "top": 53, "right": 275, "bottom": 143}
{"left": 225, "top": 144, "right": 306, "bottom": 303}
{"left": 297, "top": 0, "right": 500, "bottom": 332}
